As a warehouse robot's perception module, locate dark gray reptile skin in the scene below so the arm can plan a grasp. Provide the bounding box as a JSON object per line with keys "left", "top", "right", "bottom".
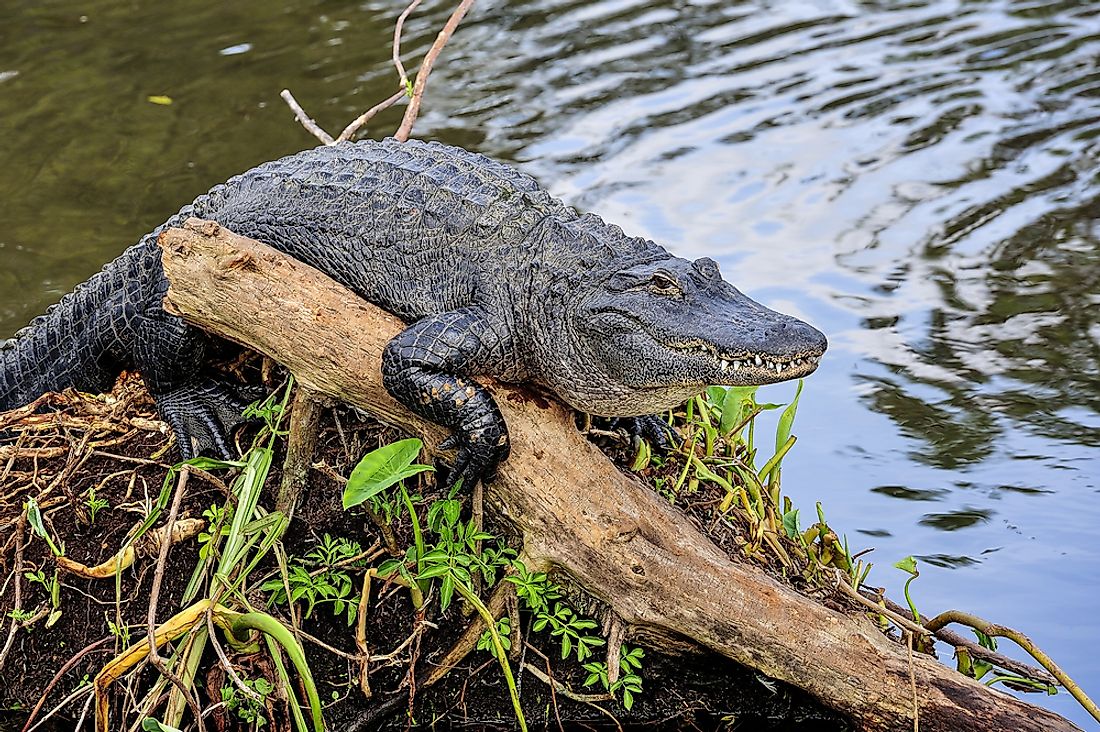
{"left": 0, "top": 138, "right": 827, "bottom": 488}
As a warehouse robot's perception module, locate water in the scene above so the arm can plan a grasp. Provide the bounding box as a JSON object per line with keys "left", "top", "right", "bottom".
{"left": 1, "top": 0, "right": 1098, "bottom": 726}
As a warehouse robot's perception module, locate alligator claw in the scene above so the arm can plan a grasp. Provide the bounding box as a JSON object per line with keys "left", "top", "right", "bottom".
{"left": 153, "top": 378, "right": 263, "bottom": 460}
{"left": 612, "top": 414, "right": 681, "bottom": 452}
{"left": 434, "top": 427, "right": 510, "bottom": 493}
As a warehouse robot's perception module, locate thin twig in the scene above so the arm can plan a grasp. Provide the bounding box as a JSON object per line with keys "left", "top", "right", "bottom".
{"left": 394, "top": 0, "right": 476, "bottom": 142}
{"left": 355, "top": 571, "right": 373, "bottom": 698}
{"left": 145, "top": 466, "right": 207, "bottom": 732}
{"left": 522, "top": 657, "right": 623, "bottom": 732}
{"left": 23, "top": 684, "right": 93, "bottom": 732}
{"left": 279, "top": 89, "right": 335, "bottom": 146}
{"left": 834, "top": 572, "right": 930, "bottom": 639}
{"left": 336, "top": 90, "right": 405, "bottom": 144}
{"left": 606, "top": 617, "right": 625, "bottom": 685}
{"left": 0, "top": 516, "right": 27, "bottom": 672}
{"left": 20, "top": 636, "right": 113, "bottom": 732}
{"left": 392, "top": 0, "right": 425, "bottom": 91}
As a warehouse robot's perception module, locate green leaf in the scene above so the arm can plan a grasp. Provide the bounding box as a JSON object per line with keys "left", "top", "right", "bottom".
{"left": 24, "top": 498, "right": 63, "bottom": 556}
{"left": 775, "top": 379, "right": 804, "bottom": 455}
{"left": 342, "top": 439, "right": 433, "bottom": 509}
{"left": 622, "top": 689, "right": 634, "bottom": 710}
{"left": 417, "top": 564, "right": 451, "bottom": 580}
{"left": 894, "top": 556, "right": 918, "bottom": 576}
{"left": 147, "top": 95, "right": 173, "bottom": 105}
{"left": 781, "top": 509, "right": 801, "bottom": 539}
{"left": 719, "top": 386, "right": 747, "bottom": 434}
{"left": 440, "top": 574, "right": 455, "bottom": 612}
{"left": 142, "top": 720, "right": 183, "bottom": 732}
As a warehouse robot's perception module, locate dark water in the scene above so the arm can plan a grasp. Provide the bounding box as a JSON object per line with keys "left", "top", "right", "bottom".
{"left": 1, "top": 0, "right": 1098, "bottom": 725}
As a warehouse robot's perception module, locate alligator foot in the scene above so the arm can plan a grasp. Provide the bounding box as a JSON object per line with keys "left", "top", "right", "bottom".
{"left": 436, "top": 423, "right": 510, "bottom": 493}
{"left": 610, "top": 414, "right": 681, "bottom": 452}
{"left": 152, "top": 378, "right": 264, "bottom": 460}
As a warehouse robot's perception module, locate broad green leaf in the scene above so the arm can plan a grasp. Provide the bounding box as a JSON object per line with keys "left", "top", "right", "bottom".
{"left": 781, "top": 509, "right": 801, "bottom": 539}
{"left": 894, "top": 556, "right": 918, "bottom": 576}
{"left": 342, "top": 438, "right": 433, "bottom": 509}
{"left": 721, "top": 385, "right": 758, "bottom": 435}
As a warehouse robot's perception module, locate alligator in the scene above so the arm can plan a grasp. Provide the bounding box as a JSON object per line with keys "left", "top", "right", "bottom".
{"left": 0, "top": 138, "right": 827, "bottom": 489}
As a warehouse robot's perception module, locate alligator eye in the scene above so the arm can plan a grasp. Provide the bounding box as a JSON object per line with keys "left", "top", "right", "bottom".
{"left": 649, "top": 273, "right": 682, "bottom": 296}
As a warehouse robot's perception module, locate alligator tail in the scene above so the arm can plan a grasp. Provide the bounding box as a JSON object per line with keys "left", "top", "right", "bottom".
{"left": 0, "top": 239, "right": 163, "bottom": 411}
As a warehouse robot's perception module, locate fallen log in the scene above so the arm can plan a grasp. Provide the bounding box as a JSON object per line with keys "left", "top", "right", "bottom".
{"left": 158, "top": 218, "right": 1081, "bottom": 732}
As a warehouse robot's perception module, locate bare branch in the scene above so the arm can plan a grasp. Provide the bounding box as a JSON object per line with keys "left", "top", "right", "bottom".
{"left": 280, "top": 89, "right": 335, "bottom": 146}
{"left": 394, "top": 0, "right": 476, "bottom": 142}
{"left": 392, "top": 0, "right": 425, "bottom": 93}
{"left": 336, "top": 90, "right": 405, "bottom": 144}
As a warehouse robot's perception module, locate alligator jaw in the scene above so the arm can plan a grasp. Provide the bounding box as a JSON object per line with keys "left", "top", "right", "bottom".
{"left": 669, "top": 340, "right": 825, "bottom": 384}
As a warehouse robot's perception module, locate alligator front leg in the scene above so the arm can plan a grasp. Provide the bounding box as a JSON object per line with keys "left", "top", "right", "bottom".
{"left": 381, "top": 308, "right": 512, "bottom": 492}
{"left": 135, "top": 305, "right": 259, "bottom": 460}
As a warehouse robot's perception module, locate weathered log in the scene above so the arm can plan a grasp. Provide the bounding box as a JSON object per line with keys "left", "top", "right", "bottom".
{"left": 158, "top": 218, "right": 1081, "bottom": 732}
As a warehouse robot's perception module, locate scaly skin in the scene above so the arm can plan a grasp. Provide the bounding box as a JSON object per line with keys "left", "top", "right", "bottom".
{"left": 0, "top": 138, "right": 827, "bottom": 488}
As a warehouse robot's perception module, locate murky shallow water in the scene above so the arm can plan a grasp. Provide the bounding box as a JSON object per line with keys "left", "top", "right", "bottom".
{"left": 1, "top": 0, "right": 1098, "bottom": 725}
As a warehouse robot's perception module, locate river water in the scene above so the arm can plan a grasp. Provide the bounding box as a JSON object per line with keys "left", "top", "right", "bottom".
{"left": 1, "top": 0, "right": 1097, "bottom": 726}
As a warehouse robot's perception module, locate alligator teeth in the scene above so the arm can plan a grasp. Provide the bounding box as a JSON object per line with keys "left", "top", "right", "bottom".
{"left": 732, "top": 360, "right": 741, "bottom": 370}
{"left": 754, "top": 355, "right": 762, "bottom": 367}
{"left": 775, "top": 362, "right": 783, "bottom": 374}
{"left": 720, "top": 359, "right": 729, "bottom": 372}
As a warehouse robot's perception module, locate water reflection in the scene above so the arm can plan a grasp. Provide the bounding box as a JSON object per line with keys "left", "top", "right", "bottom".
{"left": 1, "top": 0, "right": 1098, "bottom": 725}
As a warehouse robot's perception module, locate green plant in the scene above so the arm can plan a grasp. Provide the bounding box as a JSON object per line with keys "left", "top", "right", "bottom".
{"left": 84, "top": 487, "right": 110, "bottom": 524}
{"left": 582, "top": 645, "right": 645, "bottom": 709}
{"left": 105, "top": 612, "right": 132, "bottom": 646}
{"left": 506, "top": 561, "right": 604, "bottom": 663}
{"left": 24, "top": 498, "right": 64, "bottom": 557}
{"left": 24, "top": 567, "right": 62, "bottom": 627}
{"left": 261, "top": 534, "right": 363, "bottom": 625}
{"left": 94, "top": 380, "right": 323, "bottom": 732}
{"left": 477, "top": 617, "right": 512, "bottom": 659}
{"left": 6, "top": 608, "right": 36, "bottom": 624}
{"left": 222, "top": 676, "right": 274, "bottom": 728}
{"left": 342, "top": 438, "right": 433, "bottom": 510}
{"left": 894, "top": 556, "right": 921, "bottom": 621}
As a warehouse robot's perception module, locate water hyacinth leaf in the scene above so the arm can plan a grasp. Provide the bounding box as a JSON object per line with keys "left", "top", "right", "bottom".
{"left": 894, "top": 555, "right": 918, "bottom": 575}
{"left": 775, "top": 379, "right": 804, "bottom": 455}
{"left": 782, "top": 508, "right": 801, "bottom": 539}
{"left": 720, "top": 385, "right": 757, "bottom": 434}
{"left": 342, "top": 438, "right": 433, "bottom": 509}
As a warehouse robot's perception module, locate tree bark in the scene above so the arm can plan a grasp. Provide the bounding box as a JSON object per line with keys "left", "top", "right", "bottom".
{"left": 158, "top": 219, "right": 1081, "bottom": 732}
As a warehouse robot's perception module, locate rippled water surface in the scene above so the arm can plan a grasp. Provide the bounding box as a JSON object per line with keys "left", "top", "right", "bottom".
{"left": 1, "top": 0, "right": 1098, "bottom": 725}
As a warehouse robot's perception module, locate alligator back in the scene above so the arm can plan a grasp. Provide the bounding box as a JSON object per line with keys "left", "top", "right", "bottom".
{"left": 190, "top": 138, "right": 573, "bottom": 321}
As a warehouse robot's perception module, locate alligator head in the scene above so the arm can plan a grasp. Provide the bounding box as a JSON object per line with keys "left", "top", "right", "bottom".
{"left": 549, "top": 255, "right": 828, "bottom": 416}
